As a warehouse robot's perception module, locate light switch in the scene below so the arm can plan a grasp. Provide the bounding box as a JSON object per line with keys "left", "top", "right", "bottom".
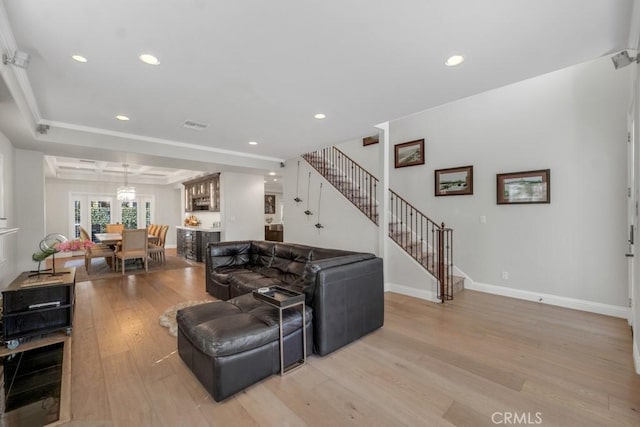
{"left": 480, "top": 215, "right": 487, "bottom": 224}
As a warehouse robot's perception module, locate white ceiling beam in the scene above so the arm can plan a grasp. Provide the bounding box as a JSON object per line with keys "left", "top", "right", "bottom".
{"left": 44, "top": 156, "right": 57, "bottom": 177}
{"left": 0, "top": 0, "right": 42, "bottom": 132}
{"left": 95, "top": 161, "right": 107, "bottom": 174}
{"left": 131, "top": 165, "right": 152, "bottom": 176}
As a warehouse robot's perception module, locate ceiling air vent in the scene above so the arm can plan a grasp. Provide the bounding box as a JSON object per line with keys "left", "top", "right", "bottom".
{"left": 79, "top": 159, "right": 96, "bottom": 163}
{"left": 183, "top": 120, "right": 209, "bottom": 131}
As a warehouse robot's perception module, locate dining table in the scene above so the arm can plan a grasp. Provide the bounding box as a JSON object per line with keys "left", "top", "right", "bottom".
{"left": 94, "top": 232, "right": 159, "bottom": 270}
{"left": 94, "top": 232, "right": 159, "bottom": 245}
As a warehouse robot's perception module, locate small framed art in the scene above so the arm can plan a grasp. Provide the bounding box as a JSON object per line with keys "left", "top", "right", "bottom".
{"left": 497, "top": 169, "right": 550, "bottom": 204}
{"left": 363, "top": 135, "right": 379, "bottom": 146}
{"left": 435, "top": 165, "right": 473, "bottom": 196}
{"left": 394, "top": 139, "right": 425, "bottom": 168}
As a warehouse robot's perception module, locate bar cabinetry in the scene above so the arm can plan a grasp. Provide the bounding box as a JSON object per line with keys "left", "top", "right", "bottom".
{"left": 176, "top": 227, "right": 221, "bottom": 262}
{"left": 184, "top": 173, "right": 220, "bottom": 212}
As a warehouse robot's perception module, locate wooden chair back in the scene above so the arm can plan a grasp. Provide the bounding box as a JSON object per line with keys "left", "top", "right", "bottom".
{"left": 157, "top": 225, "right": 169, "bottom": 248}
{"left": 106, "top": 223, "right": 125, "bottom": 234}
{"left": 149, "top": 224, "right": 158, "bottom": 236}
{"left": 79, "top": 226, "right": 91, "bottom": 242}
{"left": 121, "top": 229, "right": 148, "bottom": 252}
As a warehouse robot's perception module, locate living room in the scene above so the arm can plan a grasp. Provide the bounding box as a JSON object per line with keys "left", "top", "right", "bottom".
{"left": 0, "top": 1, "right": 640, "bottom": 425}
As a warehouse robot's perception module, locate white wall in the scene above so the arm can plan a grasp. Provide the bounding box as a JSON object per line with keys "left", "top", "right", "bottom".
{"left": 45, "top": 179, "right": 181, "bottom": 246}
{"left": 632, "top": 63, "right": 640, "bottom": 374}
{"left": 389, "top": 55, "right": 631, "bottom": 308}
{"left": 336, "top": 136, "right": 380, "bottom": 177}
{"left": 220, "top": 172, "right": 264, "bottom": 241}
{"left": 0, "top": 131, "right": 17, "bottom": 289}
{"left": 283, "top": 157, "right": 379, "bottom": 254}
{"left": 16, "top": 149, "right": 46, "bottom": 273}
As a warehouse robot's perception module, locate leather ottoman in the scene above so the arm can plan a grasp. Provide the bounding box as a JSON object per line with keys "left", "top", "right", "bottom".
{"left": 177, "top": 293, "right": 313, "bottom": 402}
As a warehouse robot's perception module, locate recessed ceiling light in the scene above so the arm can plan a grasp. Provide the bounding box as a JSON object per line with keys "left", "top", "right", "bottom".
{"left": 248, "top": 141, "right": 258, "bottom": 145}
{"left": 116, "top": 115, "right": 130, "bottom": 121}
{"left": 445, "top": 55, "right": 465, "bottom": 67}
{"left": 264, "top": 180, "right": 267, "bottom": 183}
{"left": 273, "top": 178, "right": 278, "bottom": 182}
{"left": 139, "top": 54, "right": 160, "bottom": 65}
{"left": 72, "top": 55, "right": 87, "bottom": 63}
{"left": 314, "top": 113, "right": 326, "bottom": 119}
{"left": 269, "top": 172, "right": 276, "bottom": 176}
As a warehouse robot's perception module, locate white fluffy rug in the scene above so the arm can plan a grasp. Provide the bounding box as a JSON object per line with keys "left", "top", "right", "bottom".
{"left": 159, "top": 300, "right": 212, "bottom": 337}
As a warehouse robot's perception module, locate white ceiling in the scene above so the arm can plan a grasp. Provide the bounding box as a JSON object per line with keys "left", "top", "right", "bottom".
{"left": 44, "top": 155, "right": 284, "bottom": 189}
{"left": 44, "top": 156, "right": 201, "bottom": 185}
{"left": 0, "top": 0, "right": 637, "bottom": 169}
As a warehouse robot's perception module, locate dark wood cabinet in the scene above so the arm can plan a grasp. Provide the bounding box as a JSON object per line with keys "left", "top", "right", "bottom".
{"left": 177, "top": 228, "right": 186, "bottom": 256}
{"left": 177, "top": 228, "right": 221, "bottom": 262}
{"left": 183, "top": 173, "right": 220, "bottom": 212}
{"left": 265, "top": 224, "right": 284, "bottom": 242}
{"left": 2, "top": 269, "right": 75, "bottom": 348}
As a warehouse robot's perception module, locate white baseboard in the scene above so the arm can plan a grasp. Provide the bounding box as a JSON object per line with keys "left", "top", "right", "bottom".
{"left": 386, "top": 282, "right": 439, "bottom": 303}
{"left": 466, "top": 281, "right": 629, "bottom": 319}
{"left": 634, "top": 339, "right": 640, "bottom": 375}
{"left": 166, "top": 244, "right": 177, "bottom": 249}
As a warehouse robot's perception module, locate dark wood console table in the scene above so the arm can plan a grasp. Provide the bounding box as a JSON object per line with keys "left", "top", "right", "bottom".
{"left": 265, "top": 224, "right": 283, "bottom": 242}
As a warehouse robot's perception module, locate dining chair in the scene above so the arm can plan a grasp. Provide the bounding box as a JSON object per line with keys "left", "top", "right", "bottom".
{"left": 149, "top": 225, "right": 169, "bottom": 264}
{"left": 115, "top": 229, "right": 148, "bottom": 275}
{"left": 106, "top": 223, "right": 125, "bottom": 234}
{"left": 149, "top": 224, "right": 158, "bottom": 236}
{"left": 79, "top": 226, "right": 115, "bottom": 274}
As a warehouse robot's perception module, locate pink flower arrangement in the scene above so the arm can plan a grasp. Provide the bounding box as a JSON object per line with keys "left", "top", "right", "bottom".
{"left": 56, "top": 239, "right": 95, "bottom": 252}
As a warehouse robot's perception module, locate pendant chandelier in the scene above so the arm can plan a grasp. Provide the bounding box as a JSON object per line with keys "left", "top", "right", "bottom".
{"left": 117, "top": 164, "right": 136, "bottom": 202}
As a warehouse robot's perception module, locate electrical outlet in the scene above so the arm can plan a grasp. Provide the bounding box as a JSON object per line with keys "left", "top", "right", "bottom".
{"left": 501, "top": 271, "right": 509, "bottom": 280}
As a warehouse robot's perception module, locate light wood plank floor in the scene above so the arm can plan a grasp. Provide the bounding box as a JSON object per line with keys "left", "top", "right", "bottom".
{"left": 66, "top": 255, "right": 640, "bottom": 426}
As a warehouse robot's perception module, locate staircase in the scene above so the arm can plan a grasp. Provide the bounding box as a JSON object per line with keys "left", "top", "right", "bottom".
{"left": 302, "top": 147, "right": 379, "bottom": 225}
{"left": 302, "top": 146, "right": 464, "bottom": 301}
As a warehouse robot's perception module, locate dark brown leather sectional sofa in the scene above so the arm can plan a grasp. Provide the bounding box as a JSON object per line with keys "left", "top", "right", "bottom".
{"left": 177, "top": 240, "right": 384, "bottom": 401}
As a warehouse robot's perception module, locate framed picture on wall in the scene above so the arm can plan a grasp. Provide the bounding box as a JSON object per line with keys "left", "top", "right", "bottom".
{"left": 394, "top": 139, "right": 425, "bottom": 168}
{"left": 264, "top": 194, "right": 276, "bottom": 214}
{"left": 497, "top": 169, "right": 550, "bottom": 204}
{"left": 435, "top": 165, "right": 473, "bottom": 196}
{"left": 363, "top": 135, "right": 379, "bottom": 146}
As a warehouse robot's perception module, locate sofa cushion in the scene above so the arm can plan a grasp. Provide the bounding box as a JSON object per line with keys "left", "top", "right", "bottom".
{"left": 177, "top": 294, "right": 312, "bottom": 358}
{"left": 211, "top": 266, "right": 254, "bottom": 285}
{"left": 250, "top": 241, "right": 275, "bottom": 267}
{"left": 271, "top": 244, "right": 313, "bottom": 276}
{"left": 247, "top": 266, "right": 302, "bottom": 286}
{"left": 228, "top": 272, "right": 281, "bottom": 295}
{"left": 208, "top": 241, "right": 252, "bottom": 269}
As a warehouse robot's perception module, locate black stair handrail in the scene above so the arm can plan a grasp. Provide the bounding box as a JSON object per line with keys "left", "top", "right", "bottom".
{"left": 389, "top": 189, "right": 453, "bottom": 301}
{"left": 302, "top": 147, "right": 379, "bottom": 225}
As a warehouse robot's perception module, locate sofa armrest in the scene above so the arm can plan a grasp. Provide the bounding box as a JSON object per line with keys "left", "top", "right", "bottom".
{"left": 311, "top": 257, "right": 384, "bottom": 356}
